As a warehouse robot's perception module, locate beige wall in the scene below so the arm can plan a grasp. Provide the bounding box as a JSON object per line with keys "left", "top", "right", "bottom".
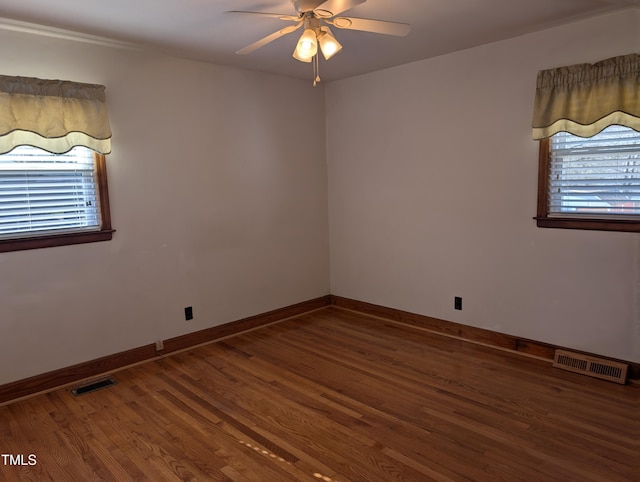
{"left": 326, "top": 8, "right": 640, "bottom": 363}
{"left": 0, "top": 29, "right": 330, "bottom": 384}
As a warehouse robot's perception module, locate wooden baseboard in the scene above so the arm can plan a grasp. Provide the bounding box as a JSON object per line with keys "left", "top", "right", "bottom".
{"left": 0, "top": 295, "right": 332, "bottom": 405}
{"left": 330, "top": 295, "right": 640, "bottom": 381}
{"left": 3, "top": 292, "right": 635, "bottom": 405}
{"left": 161, "top": 295, "right": 332, "bottom": 354}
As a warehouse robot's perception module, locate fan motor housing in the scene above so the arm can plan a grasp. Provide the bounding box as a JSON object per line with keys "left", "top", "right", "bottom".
{"left": 294, "top": 0, "right": 323, "bottom": 13}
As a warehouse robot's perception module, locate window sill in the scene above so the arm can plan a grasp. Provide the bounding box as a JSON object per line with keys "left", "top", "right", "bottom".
{"left": 535, "top": 217, "right": 640, "bottom": 233}
{"left": 0, "top": 229, "right": 115, "bottom": 253}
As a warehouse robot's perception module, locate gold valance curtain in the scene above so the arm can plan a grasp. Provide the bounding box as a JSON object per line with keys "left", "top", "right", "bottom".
{"left": 532, "top": 53, "right": 640, "bottom": 139}
{"left": 0, "top": 75, "right": 111, "bottom": 154}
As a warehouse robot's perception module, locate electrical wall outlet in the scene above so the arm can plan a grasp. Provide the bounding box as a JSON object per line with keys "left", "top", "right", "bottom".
{"left": 155, "top": 340, "right": 164, "bottom": 351}
{"left": 454, "top": 296, "right": 462, "bottom": 310}
{"left": 184, "top": 306, "right": 193, "bottom": 321}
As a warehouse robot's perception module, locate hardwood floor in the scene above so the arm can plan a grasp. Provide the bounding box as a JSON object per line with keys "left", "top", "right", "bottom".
{"left": 1, "top": 307, "right": 638, "bottom": 481}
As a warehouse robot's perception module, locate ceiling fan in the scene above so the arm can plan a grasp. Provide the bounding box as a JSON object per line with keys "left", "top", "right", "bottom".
{"left": 229, "top": 0, "right": 410, "bottom": 84}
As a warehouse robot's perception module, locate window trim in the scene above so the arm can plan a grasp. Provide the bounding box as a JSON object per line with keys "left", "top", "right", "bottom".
{"left": 535, "top": 137, "right": 640, "bottom": 233}
{"left": 0, "top": 152, "right": 115, "bottom": 252}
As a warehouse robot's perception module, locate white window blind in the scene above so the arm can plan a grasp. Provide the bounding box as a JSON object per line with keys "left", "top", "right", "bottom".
{"left": 0, "top": 146, "right": 100, "bottom": 238}
{"left": 549, "top": 126, "right": 640, "bottom": 218}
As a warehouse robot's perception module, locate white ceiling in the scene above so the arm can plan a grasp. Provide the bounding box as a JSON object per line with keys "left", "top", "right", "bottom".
{"left": 0, "top": 0, "right": 638, "bottom": 82}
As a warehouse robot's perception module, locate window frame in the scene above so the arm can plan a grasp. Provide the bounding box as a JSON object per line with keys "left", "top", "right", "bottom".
{"left": 535, "top": 137, "right": 640, "bottom": 233}
{"left": 0, "top": 151, "right": 114, "bottom": 252}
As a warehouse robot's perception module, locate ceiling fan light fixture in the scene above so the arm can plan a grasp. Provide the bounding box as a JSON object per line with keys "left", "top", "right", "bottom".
{"left": 230, "top": 2, "right": 412, "bottom": 82}
{"left": 318, "top": 27, "right": 342, "bottom": 60}
{"left": 293, "top": 28, "right": 317, "bottom": 62}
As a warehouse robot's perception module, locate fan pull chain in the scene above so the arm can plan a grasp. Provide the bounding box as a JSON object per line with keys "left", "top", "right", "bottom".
{"left": 313, "top": 54, "right": 321, "bottom": 87}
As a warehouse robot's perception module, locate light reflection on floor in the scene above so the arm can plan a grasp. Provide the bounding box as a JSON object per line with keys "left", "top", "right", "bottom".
{"left": 313, "top": 472, "right": 334, "bottom": 481}
{"left": 238, "top": 440, "right": 335, "bottom": 481}
{"left": 238, "top": 440, "right": 288, "bottom": 464}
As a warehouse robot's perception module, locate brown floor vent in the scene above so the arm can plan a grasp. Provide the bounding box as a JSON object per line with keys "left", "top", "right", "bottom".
{"left": 553, "top": 350, "right": 627, "bottom": 384}
{"left": 71, "top": 377, "right": 117, "bottom": 396}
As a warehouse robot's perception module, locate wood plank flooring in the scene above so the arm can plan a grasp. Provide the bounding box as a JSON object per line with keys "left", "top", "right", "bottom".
{"left": 1, "top": 307, "right": 638, "bottom": 481}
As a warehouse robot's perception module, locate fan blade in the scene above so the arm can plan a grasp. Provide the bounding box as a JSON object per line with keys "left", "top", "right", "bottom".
{"left": 236, "top": 22, "right": 303, "bottom": 55}
{"left": 227, "top": 11, "right": 300, "bottom": 22}
{"left": 315, "top": 0, "right": 366, "bottom": 17}
{"left": 330, "top": 16, "right": 410, "bottom": 36}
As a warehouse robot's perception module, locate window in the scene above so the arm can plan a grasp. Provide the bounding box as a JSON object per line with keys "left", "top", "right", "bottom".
{"left": 536, "top": 126, "right": 640, "bottom": 232}
{"left": 0, "top": 75, "right": 113, "bottom": 252}
{"left": 0, "top": 146, "right": 113, "bottom": 251}
{"left": 531, "top": 53, "right": 640, "bottom": 232}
